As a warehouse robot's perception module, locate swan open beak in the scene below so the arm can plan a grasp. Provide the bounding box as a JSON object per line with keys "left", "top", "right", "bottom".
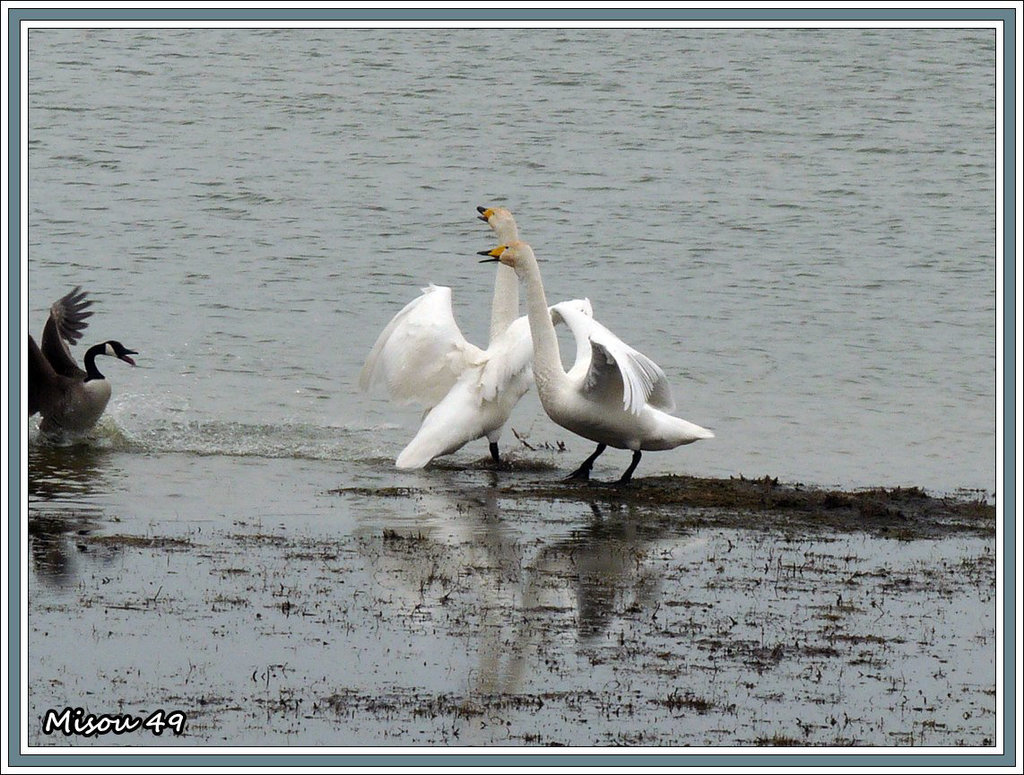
{"left": 477, "top": 246, "right": 505, "bottom": 263}
{"left": 476, "top": 205, "right": 493, "bottom": 223}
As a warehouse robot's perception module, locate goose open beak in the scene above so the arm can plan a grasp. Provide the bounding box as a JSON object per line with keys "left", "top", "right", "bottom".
{"left": 119, "top": 350, "right": 137, "bottom": 367}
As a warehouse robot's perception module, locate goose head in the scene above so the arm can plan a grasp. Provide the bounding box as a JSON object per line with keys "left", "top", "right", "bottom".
{"left": 83, "top": 340, "right": 138, "bottom": 381}
{"left": 102, "top": 340, "right": 138, "bottom": 366}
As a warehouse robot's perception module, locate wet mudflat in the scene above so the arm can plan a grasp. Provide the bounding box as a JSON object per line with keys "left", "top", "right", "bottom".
{"left": 27, "top": 459, "right": 996, "bottom": 749}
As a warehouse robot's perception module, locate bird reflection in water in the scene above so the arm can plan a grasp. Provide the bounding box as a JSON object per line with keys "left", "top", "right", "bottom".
{"left": 27, "top": 437, "right": 115, "bottom": 587}
{"left": 551, "top": 502, "right": 661, "bottom": 641}
{"left": 355, "top": 478, "right": 659, "bottom": 699}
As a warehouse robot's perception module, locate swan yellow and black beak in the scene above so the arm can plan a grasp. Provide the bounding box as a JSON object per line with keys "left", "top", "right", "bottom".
{"left": 476, "top": 205, "right": 494, "bottom": 223}
{"left": 478, "top": 245, "right": 507, "bottom": 263}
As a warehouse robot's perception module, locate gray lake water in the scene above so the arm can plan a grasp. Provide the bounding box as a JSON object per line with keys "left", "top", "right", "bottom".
{"left": 26, "top": 26, "right": 997, "bottom": 495}
{"left": 22, "top": 27, "right": 999, "bottom": 750}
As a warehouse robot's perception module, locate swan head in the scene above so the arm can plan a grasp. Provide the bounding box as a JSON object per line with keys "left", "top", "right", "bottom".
{"left": 102, "top": 340, "right": 137, "bottom": 366}
{"left": 476, "top": 205, "right": 519, "bottom": 244}
{"left": 477, "top": 241, "right": 535, "bottom": 276}
{"left": 550, "top": 298, "right": 593, "bottom": 325}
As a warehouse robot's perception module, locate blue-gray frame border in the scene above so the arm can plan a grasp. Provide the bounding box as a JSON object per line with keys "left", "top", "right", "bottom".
{"left": 6, "top": 4, "right": 1018, "bottom": 770}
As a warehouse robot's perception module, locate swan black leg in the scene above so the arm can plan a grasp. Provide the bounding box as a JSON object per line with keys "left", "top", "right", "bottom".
{"left": 566, "top": 443, "right": 606, "bottom": 481}
{"left": 616, "top": 450, "right": 642, "bottom": 486}
{"left": 489, "top": 442, "right": 500, "bottom": 465}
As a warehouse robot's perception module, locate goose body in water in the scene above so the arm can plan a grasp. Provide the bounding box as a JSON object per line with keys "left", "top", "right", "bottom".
{"left": 29, "top": 287, "right": 137, "bottom": 436}
{"left": 479, "top": 242, "right": 713, "bottom": 485}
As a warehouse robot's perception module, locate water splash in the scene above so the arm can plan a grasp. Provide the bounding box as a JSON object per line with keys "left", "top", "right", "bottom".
{"left": 30, "top": 415, "right": 361, "bottom": 462}
{"left": 123, "top": 419, "right": 358, "bottom": 461}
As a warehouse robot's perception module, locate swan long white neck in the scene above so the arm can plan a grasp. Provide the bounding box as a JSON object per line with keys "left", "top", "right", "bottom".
{"left": 489, "top": 265, "right": 519, "bottom": 343}
{"left": 487, "top": 214, "right": 521, "bottom": 343}
{"left": 518, "top": 248, "right": 564, "bottom": 395}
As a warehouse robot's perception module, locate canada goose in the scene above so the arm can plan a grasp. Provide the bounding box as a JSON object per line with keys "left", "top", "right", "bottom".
{"left": 479, "top": 242, "right": 713, "bottom": 485}
{"left": 29, "top": 286, "right": 137, "bottom": 435}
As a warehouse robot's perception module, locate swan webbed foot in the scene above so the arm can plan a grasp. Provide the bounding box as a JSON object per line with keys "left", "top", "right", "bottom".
{"left": 487, "top": 442, "right": 516, "bottom": 471}
{"left": 615, "top": 450, "right": 643, "bottom": 487}
{"left": 565, "top": 442, "right": 607, "bottom": 482}
{"left": 565, "top": 466, "right": 592, "bottom": 482}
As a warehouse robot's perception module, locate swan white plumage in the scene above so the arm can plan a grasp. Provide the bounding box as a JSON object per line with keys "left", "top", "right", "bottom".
{"left": 479, "top": 241, "right": 713, "bottom": 485}
{"left": 477, "top": 206, "right": 521, "bottom": 342}
{"left": 358, "top": 206, "right": 520, "bottom": 410}
{"left": 360, "top": 205, "right": 592, "bottom": 468}
{"left": 391, "top": 298, "right": 592, "bottom": 469}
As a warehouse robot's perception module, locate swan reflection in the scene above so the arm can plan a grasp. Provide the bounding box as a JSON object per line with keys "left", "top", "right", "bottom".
{"left": 351, "top": 478, "right": 663, "bottom": 708}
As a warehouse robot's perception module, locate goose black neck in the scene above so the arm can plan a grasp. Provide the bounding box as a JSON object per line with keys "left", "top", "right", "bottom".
{"left": 83, "top": 344, "right": 107, "bottom": 382}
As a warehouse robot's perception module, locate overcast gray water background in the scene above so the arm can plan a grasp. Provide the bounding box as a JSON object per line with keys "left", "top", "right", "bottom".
{"left": 23, "top": 27, "right": 999, "bottom": 749}
{"left": 26, "top": 27, "right": 996, "bottom": 498}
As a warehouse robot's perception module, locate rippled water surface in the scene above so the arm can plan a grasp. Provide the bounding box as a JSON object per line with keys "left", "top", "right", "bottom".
{"left": 22, "top": 27, "right": 999, "bottom": 751}
{"left": 27, "top": 26, "right": 996, "bottom": 494}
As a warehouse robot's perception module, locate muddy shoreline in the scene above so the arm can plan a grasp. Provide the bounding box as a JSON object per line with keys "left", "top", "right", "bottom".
{"left": 28, "top": 466, "right": 998, "bottom": 748}
{"left": 334, "top": 472, "right": 996, "bottom": 541}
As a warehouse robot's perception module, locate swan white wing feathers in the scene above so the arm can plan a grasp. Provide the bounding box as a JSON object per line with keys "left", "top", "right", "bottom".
{"left": 554, "top": 304, "right": 676, "bottom": 416}
{"left": 359, "top": 284, "right": 485, "bottom": 407}
{"left": 550, "top": 299, "right": 595, "bottom": 379}
{"left": 475, "top": 300, "right": 592, "bottom": 405}
{"left": 476, "top": 315, "right": 535, "bottom": 404}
